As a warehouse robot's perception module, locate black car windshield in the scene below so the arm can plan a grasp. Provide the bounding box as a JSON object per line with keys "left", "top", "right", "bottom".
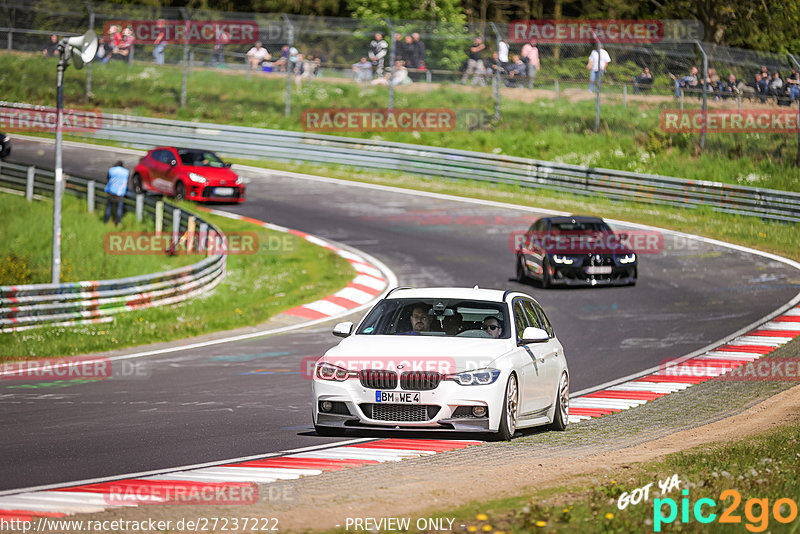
{"left": 550, "top": 221, "right": 612, "bottom": 232}
{"left": 356, "top": 298, "right": 510, "bottom": 338}
{"left": 178, "top": 150, "right": 226, "bottom": 168}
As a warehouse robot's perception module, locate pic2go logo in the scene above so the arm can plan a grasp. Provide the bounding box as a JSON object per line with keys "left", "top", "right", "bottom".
{"left": 654, "top": 489, "right": 798, "bottom": 532}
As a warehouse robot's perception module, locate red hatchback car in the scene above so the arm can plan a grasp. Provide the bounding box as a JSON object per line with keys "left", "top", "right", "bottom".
{"left": 133, "top": 147, "right": 245, "bottom": 203}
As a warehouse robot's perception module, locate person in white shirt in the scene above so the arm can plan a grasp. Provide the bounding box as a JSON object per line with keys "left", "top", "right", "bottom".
{"left": 497, "top": 39, "right": 509, "bottom": 72}
{"left": 246, "top": 42, "right": 271, "bottom": 71}
{"left": 587, "top": 45, "right": 611, "bottom": 93}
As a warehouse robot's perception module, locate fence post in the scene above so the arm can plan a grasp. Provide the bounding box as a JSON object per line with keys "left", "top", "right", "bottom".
{"left": 155, "top": 200, "right": 163, "bottom": 234}
{"left": 384, "top": 18, "right": 395, "bottom": 111}
{"left": 198, "top": 222, "right": 208, "bottom": 251}
{"left": 26, "top": 165, "right": 35, "bottom": 201}
{"left": 426, "top": 69, "right": 431, "bottom": 93}
{"left": 282, "top": 14, "right": 294, "bottom": 117}
{"left": 593, "top": 38, "right": 603, "bottom": 133}
{"left": 695, "top": 40, "right": 708, "bottom": 150}
{"left": 623, "top": 84, "right": 627, "bottom": 107}
{"left": 555, "top": 80, "right": 559, "bottom": 101}
{"left": 84, "top": 0, "right": 94, "bottom": 101}
{"left": 7, "top": 29, "right": 12, "bottom": 54}
{"left": 179, "top": 8, "right": 190, "bottom": 108}
{"left": 189, "top": 49, "right": 194, "bottom": 75}
{"left": 172, "top": 208, "right": 181, "bottom": 248}
{"left": 87, "top": 180, "right": 95, "bottom": 212}
{"left": 135, "top": 193, "right": 143, "bottom": 221}
{"left": 186, "top": 215, "right": 196, "bottom": 252}
{"left": 489, "top": 22, "right": 502, "bottom": 123}
{"left": 789, "top": 54, "right": 800, "bottom": 167}
{"left": 680, "top": 89, "right": 684, "bottom": 111}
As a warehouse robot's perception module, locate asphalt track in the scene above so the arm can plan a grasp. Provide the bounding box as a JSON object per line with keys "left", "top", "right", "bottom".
{"left": 1, "top": 137, "right": 797, "bottom": 491}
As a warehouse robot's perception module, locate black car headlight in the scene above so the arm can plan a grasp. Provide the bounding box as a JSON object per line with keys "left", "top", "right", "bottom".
{"left": 449, "top": 369, "right": 501, "bottom": 386}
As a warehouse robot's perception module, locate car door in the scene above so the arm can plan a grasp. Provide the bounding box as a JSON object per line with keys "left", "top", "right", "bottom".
{"left": 150, "top": 149, "right": 176, "bottom": 193}
{"left": 522, "top": 300, "right": 561, "bottom": 405}
{"left": 512, "top": 298, "right": 551, "bottom": 415}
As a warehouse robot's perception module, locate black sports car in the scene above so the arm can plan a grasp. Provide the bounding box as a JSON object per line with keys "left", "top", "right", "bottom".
{"left": 515, "top": 215, "right": 637, "bottom": 288}
{"left": 0, "top": 132, "right": 10, "bottom": 159}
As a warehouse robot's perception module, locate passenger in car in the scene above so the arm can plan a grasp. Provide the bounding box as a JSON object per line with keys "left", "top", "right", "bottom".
{"left": 442, "top": 311, "right": 463, "bottom": 336}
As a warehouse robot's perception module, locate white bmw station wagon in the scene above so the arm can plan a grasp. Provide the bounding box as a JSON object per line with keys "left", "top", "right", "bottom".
{"left": 312, "top": 287, "right": 569, "bottom": 440}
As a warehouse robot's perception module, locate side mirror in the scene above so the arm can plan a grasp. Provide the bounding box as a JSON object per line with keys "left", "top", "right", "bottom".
{"left": 332, "top": 321, "right": 354, "bottom": 338}
{"left": 169, "top": 159, "right": 177, "bottom": 167}
{"left": 520, "top": 327, "right": 549, "bottom": 344}
{"left": 224, "top": 162, "right": 232, "bottom": 168}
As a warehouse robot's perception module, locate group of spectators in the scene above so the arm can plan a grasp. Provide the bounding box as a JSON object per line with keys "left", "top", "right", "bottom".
{"left": 670, "top": 64, "right": 800, "bottom": 104}
{"left": 247, "top": 42, "right": 322, "bottom": 85}
{"left": 42, "top": 28, "right": 134, "bottom": 63}
{"left": 351, "top": 32, "right": 425, "bottom": 85}
{"left": 462, "top": 37, "right": 541, "bottom": 88}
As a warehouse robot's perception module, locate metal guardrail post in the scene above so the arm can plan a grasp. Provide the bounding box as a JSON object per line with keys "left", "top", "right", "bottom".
{"left": 623, "top": 85, "right": 627, "bottom": 107}
{"left": 384, "top": 18, "right": 395, "bottom": 111}
{"left": 87, "top": 180, "right": 95, "bottom": 212}
{"left": 189, "top": 50, "right": 194, "bottom": 75}
{"left": 6, "top": 29, "right": 11, "bottom": 54}
{"left": 26, "top": 166, "right": 35, "bottom": 201}
{"left": 172, "top": 208, "right": 181, "bottom": 247}
{"left": 135, "top": 193, "right": 143, "bottom": 221}
{"left": 281, "top": 14, "right": 294, "bottom": 118}
{"left": 179, "top": 8, "right": 190, "bottom": 108}
{"left": 187, "top": 216, "right": 196, "bottom": 252}
{"left": 199, "top": 222, "right": 208, "bottom": 251}
{"left": 155, "top": 200, "right": 163, "bottom": 234}
{"left": 696, "top": 40, "right": 708, "bottom": 150}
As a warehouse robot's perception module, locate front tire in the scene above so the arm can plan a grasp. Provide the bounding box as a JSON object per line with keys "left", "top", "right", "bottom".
{"left": 516, "top": 256, "right": 529, "bottom": 283}
{"left": 541, "top": 259, "right": 552, "bottom": 289}
{"left": 133, "top": 173, "right": 144, "bottom": 194}
{"left": 549, "top": 373, "right": 569, "bottom": 431}
{"left": 494, "top": 373, "right": 518, "bottom": 441}
{"left": 175, "top": 181, "right": 186, "bottom": 201}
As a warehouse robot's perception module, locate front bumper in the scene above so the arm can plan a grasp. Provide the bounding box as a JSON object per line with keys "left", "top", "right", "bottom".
{"left": 186, "top": 184, "right": 245, "bottom": 203}
{"left": 312, "top": 376, "right": 506, "bottom": 433}
{"left": 550, "top": 264, "right": 636, "bottom": 286}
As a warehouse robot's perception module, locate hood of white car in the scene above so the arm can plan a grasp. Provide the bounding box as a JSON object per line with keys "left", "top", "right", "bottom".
{"left": 322, "top": 335, "right": 513, "bottom": 373}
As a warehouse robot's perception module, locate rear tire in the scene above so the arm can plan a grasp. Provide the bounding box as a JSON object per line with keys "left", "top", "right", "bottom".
{"left": 541, "top": 259, "right": 552, "bottom": 289}
{"left": 549, "top": 373, "right": 569, "bottom": 431}
{"left": 493, "top": 374, "right": 518, "bottom": 441}
{"left": 175, "top": 181, "right": 186, "bottom": 201}
{"left": 133, "top": 173, "right": 144, "bottom": 194}
{"left": 516, "top": 256, "right": 529, "bottom": 283}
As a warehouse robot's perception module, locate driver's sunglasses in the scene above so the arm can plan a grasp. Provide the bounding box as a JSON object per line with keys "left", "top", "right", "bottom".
{"left": 482, "top": 324, "right": 499, "bottom": 331}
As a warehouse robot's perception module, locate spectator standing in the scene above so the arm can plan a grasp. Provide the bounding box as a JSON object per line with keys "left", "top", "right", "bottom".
{"left": 410, "top": 32, "right": 426, "bottom": 81}
{"left": 520, "top": 38, "right": 540, "bottom": 88}
{"left": 246, "top": 42, "right": 271, "bottom": 71}
{"left": 760, "top": 65, "right": 770, "bottom": 80}
{"left": 497, "top": 38, "right": 509, "bottom": 73}
{"left": 352, "top": 57, "right": 373, "bottom": 84}
{"left": 212, "top": 29, "right": 230, "bottom": 66}
{"left": 587, "top": 45, "right": 610, "bottom": 93}
{"left": 104, "top": 161, "right": 129, "bottom": 226}
{"left": 755, "top": 72, "right": 769, "bottom": 102}
{"left": 393, "top": 33, "right": 406, "bottom": 64}
{"left": 461, "top": 37, "right": 486, "bottom": 86}
{"left": 368, "top": 33, "right": 388, "bottom": 78}
{"left": 402, "top": 35, "right": 416, "bottom": 68}
{"left": 670, "top": 66, "right": 698, "bottom": 97}
{"left": 786, "top": 67, "right": 800, "bottom": 101}
{"left": 632, "top": 67, "right": 653, "bottom": 94}
{"left": 42, "top": 34, "right": 59, "bottom": 57}
{"left": 152, "top": 19, "right": 167, "bottom": 64}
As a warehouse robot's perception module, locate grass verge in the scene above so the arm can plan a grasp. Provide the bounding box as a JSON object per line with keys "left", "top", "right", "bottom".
{"left": 3, "top": 53, "right": 799, "bottom": 192}
{"left": 0, "top": 195, "right": 356, "bottom": 358}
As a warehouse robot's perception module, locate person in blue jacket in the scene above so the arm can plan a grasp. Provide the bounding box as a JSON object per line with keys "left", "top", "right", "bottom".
{"left": 104, "top": 161, "right": 129, "bottom": 225}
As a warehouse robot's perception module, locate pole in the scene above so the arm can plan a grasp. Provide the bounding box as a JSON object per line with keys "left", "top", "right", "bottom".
{"left": 489, "top": 22, "right": 502, "bottom": 122}
{"left": 384, "top": 18, "right": 395, "bottom": 111}
{"left": 789, "top": 54, "right": 800, "bottom": 167}
{"left": 52, "top": 51, "right": 67, "bottom": 284}
{"left": 594, "top": 38, "right": 602, "bottom": 133}
{"left": 180, "top": 8, "right": 189, "bottom": 108}
{"left": 84, "top": 1, "right": 94, "bottom": 102}
{"left": 696, "top": 41, "right": 708, "bottom": 150}
{"left": 282, "top": 14, "right": 293, "bottom": 117}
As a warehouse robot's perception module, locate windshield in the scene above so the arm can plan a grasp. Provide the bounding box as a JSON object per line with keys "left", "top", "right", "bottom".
{"left": 550, "top": 221, "right": 612, "bottom": 232}
{"left": 178, "top": 150, "right": 226, "bottom": 168}
{"left": 356, "top": 298, "right": 510, "bottom": 338}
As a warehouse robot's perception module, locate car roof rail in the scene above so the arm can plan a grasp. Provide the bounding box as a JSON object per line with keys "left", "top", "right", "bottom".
{"left": 385, "top": 286, "right": 414, "bottom": 298}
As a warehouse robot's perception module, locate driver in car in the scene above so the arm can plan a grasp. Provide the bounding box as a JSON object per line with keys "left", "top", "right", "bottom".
{"left": 400, "top": 303, "right": 433, "bottom": 334}
{"left": 482, "top": 316, "right": 504, "bottom": 338}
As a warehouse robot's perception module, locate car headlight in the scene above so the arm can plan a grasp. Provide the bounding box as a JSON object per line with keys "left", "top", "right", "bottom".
{"left": 449, "top": 369, "right": 501, "bottom": 386}
{"left": 552, "top": 254, "right": 574, "bottom": 265}
{"left": 188, "top": 172, "right": 207, "bottom": 184}
{"left": 235, "top": 176, "right": 244, "bottom": 185}
{"left": 619, "top": 253, "right": 636, "bottom": 264}
{"left": 315, "top": 362, "right": 351, "bottom": 381}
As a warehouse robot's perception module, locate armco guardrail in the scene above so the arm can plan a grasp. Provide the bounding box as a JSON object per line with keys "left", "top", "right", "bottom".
{"left": 0, "top": 161, "right": 226, "bottom": 332}
{"left": 53, "top": 108, "right": 797, "bottom": 224}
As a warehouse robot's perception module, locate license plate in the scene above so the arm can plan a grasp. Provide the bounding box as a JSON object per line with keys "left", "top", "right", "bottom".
{"left": 214, "top": 187, "right": 235, "bottom": 196}
{"left": 376, "top": 390, "right": 420, "bottom": 404}
{"left": 585, "top": 266, "right": 612, "bottom": 274}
